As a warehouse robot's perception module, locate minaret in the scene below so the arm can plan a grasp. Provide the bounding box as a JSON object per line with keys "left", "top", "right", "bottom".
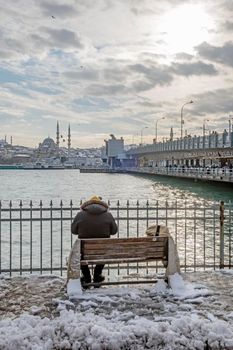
{"left": 10, "top": 136, "right": 12, "bottom": 146}
{"left": 68, "top": 124, "right": 71, "bottom": 152}
{"left": 56, "top": 121, "right": 60, "bottom": 148}
{"left": 170, "top": 127, "right": 174, "bottom": 141}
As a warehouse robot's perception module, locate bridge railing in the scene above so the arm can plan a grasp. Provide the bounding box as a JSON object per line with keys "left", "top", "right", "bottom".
{"left": 0, "top": 200, "right": 232, "bottom": 276}
{"left": 124, "top": 166, "right": 233, "bottom": 182}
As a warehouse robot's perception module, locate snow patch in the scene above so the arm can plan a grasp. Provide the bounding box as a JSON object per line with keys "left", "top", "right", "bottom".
{"left": 0, "top": 309, "right": 232, "bottom": 350}
{"left": 67, "top": 278, "right": 82, "bottom": 297}
{"left": 169, "top": 273, "right": 210, "bottom": 299}
{"left": 150, "top": 279, "right": 167, "bottom": 293}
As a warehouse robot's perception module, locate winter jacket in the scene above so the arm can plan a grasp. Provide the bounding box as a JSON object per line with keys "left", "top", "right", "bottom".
{"left": 71, "top": 199, "right": 118, "bottom": 239}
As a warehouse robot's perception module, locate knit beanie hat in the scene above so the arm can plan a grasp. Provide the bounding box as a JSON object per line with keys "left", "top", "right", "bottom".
{"left": 89, "top": 195, "right": 102, "bottom": 202}
{"left": 81, "top": 195, "right": 108, "bottom": 209}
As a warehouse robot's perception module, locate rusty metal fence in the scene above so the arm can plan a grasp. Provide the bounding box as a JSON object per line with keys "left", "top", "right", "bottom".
{"left": 0, "top": 200, "right": 232, "bottom": 276}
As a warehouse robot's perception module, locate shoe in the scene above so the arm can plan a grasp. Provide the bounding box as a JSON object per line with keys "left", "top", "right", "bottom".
{"left": 81, "top": 276, "right": 91, "bottom": 289}
{"left": 93, "top": 275, "right": 105, "bottom": 283}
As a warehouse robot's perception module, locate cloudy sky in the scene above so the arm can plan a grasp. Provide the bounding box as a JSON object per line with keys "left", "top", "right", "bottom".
{"left": 1, "top": 0, "right": 233, "bottom": 148}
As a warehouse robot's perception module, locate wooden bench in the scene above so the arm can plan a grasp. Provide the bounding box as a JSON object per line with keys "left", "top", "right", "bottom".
{"left": 79, "top": 236, "right": 169, "bottom": 287}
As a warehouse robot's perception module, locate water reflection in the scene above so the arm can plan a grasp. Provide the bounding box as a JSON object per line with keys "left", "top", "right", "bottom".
{"left": 0, "top": 170, "right": 232, "bottom": 205}
{"left": 133, "top": 173, "right": 233, "bottom": 204}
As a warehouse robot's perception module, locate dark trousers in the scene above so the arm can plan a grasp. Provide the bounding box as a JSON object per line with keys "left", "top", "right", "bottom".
{"left": 81, "top": 264, "right": 104, "bottom": 281}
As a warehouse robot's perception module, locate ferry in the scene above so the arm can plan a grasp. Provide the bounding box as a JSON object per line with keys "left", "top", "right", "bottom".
{"left": 0, "top": 164, "right": 23, "bottom": 170}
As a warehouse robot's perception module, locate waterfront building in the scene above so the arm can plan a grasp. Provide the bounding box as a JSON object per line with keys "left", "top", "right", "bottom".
{"left": 104, "top": 134, "right": 124, "bottom": 168}
{"left": 0, "top": 139, "right": 8, "bottom": 149}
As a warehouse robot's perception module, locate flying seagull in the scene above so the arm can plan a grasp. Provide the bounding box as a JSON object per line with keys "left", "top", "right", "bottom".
{"left": 51, "top": 15, "right": 55, "bottom": 19}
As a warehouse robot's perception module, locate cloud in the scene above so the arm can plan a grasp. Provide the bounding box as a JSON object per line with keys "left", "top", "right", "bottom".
{"left": 64, "top": 69, "right": 99, "bottom": 81}
{"left": 42, "top": 28, "right": 84, "bottom": 49}
{"left": 0, "top": 50, "right": 15, "bottom": 59}
{"left": 85, "top": 83, "right": 126, "bottom": 96}
{"left": 129, "top": 63, "right": 173, "bottom": 86}
{"left": 196, "top": 41, "right": 233, "bottom": 67}
{"left": 193, "top": 87, "right": 233, "bottom": 116}
{"left": 175, "top": 52, "right": 194, "bottom": 60}
{"left": 171, "top": 61, "right": 218, "bottom": 76}
{"left": 221, "top": 21, "right": 233, "bottom": 31}
{"left": 39, "top": 1, "right": 78, "bottom": 18}
{"left": 219, "top": 0, "right": 233, "bottom": 12}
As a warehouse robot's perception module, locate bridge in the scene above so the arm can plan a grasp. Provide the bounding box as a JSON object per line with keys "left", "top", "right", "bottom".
{"left": 126, "top": 129, "right": 233, "bottom": 168}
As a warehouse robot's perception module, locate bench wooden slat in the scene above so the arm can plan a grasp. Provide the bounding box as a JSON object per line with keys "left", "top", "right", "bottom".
{"left": 83, "top": 241, "right": 166, "bottom": 251}
{"left": 81, "top": 256, "right": 165, "bottom": 265}
{"left": 81, "top": 237, "right": 167, "bottom": 245}
{"left": 82, "top": 247, "right": 165, "bottom": 256}
{"left": 82, "top": 253, "right": 165, "bottom": 261}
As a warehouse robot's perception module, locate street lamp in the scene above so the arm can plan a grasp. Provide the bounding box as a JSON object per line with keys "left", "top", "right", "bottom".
{"left": 229, "top": 115, "right": 233, "bottom": 145}
{"left": 203, "top": 119, "right": 209, "bottom": 136}
{"left": 180, "top": 100, "right": 194, "bottom": 139}
{"left": 203, "top": 119, "right": 209, "bottom": 148}
{"left": 155, "top": 117, "right": 165, "bottom": 143}
{"left": 132, "top": 133, "right": 139, "bottom": 144}
{"left": 140, "top": 126, "right": 148, "bottom": 145}
{"left": 229, "top": 116, "right": 233, "bottom": 132}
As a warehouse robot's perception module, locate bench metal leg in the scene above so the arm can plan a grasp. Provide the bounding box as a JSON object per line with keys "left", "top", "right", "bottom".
{"left": 82, "top": 279, "right": 159, "bottom": 288}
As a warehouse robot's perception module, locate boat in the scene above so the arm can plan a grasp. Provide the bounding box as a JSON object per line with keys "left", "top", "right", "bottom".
{"left": 0, "top": 164, "right": 23, "bottom": 170}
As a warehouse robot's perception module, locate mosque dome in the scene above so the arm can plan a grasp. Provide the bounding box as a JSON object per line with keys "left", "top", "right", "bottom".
{"left": 38, "top": 137, "right": 57, "bottom": 153}
{"left": 41, "top": 137, "right": 56, "bottom": 148}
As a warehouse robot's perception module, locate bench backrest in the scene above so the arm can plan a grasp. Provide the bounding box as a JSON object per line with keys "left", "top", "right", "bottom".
{"left": 80, "top": 236, "right": 168, "bottom": 264}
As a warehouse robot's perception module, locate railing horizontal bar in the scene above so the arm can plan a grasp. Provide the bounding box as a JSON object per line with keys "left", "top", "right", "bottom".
{"left": 1, "top": 264, "right": 230, "bottom": 274}
{"left": 0, "top": 267, "right": 66, "bottom": 273}
{"left": 0, "top": 206, "right": 221, "bottom": 211}
{"left": 0, "top": 216, "right": 218, "bottom": 222}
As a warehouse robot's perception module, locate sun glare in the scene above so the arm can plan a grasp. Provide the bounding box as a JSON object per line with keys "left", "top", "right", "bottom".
{"left": 158, "top": 4, "right": 213, "bottom": 54}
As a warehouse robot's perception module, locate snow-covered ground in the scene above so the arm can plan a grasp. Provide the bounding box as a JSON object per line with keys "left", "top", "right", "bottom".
{"left": 0, "top": 271, "right": 233, "bottom": 349}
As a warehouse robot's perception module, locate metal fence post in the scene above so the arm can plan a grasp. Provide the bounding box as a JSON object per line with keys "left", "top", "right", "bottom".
{"left": 220, "top": 201, "right": 225, "bottom": 269}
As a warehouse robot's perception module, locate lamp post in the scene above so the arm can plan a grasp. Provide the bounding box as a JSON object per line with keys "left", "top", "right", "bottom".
{"left": 180, "top": 100, "right": 193, "bottom": 139}
{"left": 155, "top": 117, "right": 165, "bottom": 143}
{"left": 140, "top": 126, "right": 148, "bottom": 145}
{"left": 229, "top": 115, "right": 233, "bottom": 146}
{"left": 203, "top": 119, "right": 209, "bottom": 148}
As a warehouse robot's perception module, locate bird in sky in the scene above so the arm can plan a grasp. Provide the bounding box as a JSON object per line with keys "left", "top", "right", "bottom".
{"left": 51, "top": 15, "right": 55, "bottom": 19}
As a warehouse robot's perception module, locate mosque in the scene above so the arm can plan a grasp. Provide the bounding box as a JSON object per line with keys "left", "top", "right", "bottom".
{"left": 37, "top": 122, "right": 71, "bottom": 156}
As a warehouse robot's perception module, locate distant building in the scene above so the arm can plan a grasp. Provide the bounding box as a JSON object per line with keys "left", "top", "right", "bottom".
{"left": 37, "top": 137, "right": 58, "bottom": 156}
{"left": 0, "top": 139, "right": 8, "bottom": 149}
{"left": 104, "top": 134, "right": 124, "bottom": 168}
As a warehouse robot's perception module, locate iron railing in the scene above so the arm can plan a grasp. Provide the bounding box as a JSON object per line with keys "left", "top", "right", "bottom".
{"left": 123, "top": 167, "right": 233, "bottom": 183}
{"left": 0, "top": 200, "right": 232, "bottom": 276}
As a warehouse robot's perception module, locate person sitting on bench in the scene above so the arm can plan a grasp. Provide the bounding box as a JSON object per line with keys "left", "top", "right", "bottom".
{"left": 71, "top": 195, "right": 118, "bottom": 285}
